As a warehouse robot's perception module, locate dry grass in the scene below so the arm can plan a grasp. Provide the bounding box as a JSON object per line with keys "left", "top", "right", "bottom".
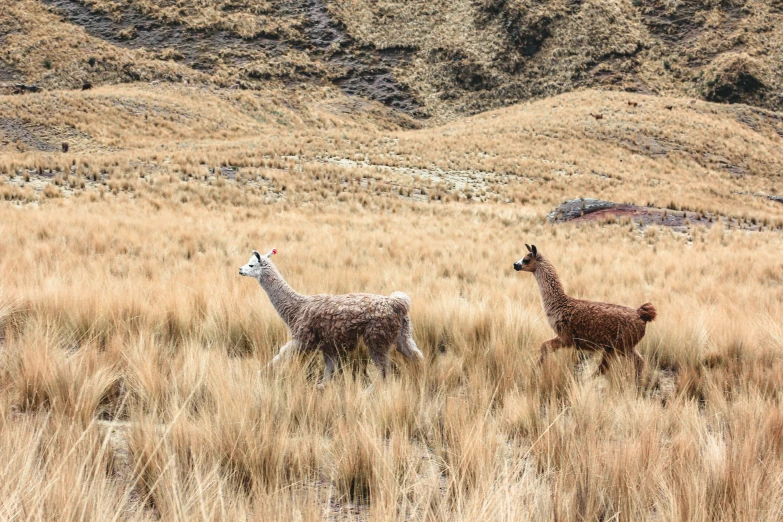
{"left": 2, "top": 86, "right": 782, "bottom": 224}
{"left": 329, "top": 0, "right": 783, "bottom": 118}
{"left": 0, "top": 0, "right": 200, "bottom": 92}
{"left": 3, "top": 1, "right": 783, "bottom": 518}
{"left": 3, "top": 0, "right": 782, "bottom": 121}
{"left": 2, "top": 78, "right": 783, "bottom": 520}
{"left": 0, "top": 0, "right": 324, "bottom": 98}
{"left": 2, "top": 169, "right": 783, "bottom": 520}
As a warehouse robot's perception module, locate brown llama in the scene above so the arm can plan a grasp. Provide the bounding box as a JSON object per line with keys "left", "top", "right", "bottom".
{"left": 514, "top": 244, "right": 656, "bottom": 379}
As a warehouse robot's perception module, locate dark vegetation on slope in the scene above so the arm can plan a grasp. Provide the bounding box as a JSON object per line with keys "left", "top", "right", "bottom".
{"left": 1, "top": 0, "right": 781, "bottom": 121}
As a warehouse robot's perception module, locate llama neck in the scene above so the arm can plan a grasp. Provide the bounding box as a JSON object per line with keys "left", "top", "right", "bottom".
{"left": 257, "top": 264, "right": 305, "bottom": 328}
{"left": 533, "top": 256, "right": 570, "bottom": 316}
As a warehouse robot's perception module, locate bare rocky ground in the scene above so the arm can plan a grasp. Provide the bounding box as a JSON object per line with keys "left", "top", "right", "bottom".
{"left": 549, "top": 197, "right": 780, "bottom": 233}
{"left": 5, "top": 162, "right": 782, "bottom": 233}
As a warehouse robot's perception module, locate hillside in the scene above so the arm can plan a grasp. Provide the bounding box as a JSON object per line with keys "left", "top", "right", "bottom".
{"left": 2, "top": 85, "right": 782, "bottom": 229}
{"left": 2, "top": 84, "right": 783, "bottom": 521}
{"left": 2, "top": 0, "right": 782, "bottom": 122}
{"left": 4, "top": 3, "right": 783, "bottom": 521}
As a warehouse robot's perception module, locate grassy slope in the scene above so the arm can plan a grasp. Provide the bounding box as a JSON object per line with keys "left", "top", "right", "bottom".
{"left": 331, "top": 0, "right": 783, "bottom": 118}
{"left": 2, "top": 0, "right": 782, "bottom": 120}
{"left": 0, "top": 0, "right": 199, "bottom": 91}
{"left": 1, "top": 81, "right": 783, "bottom": 522}
{"left": 1, "top": 2, "right": 783, "bottom": 520}
{"left": 2, "top": 85, "right": 782, "bottom": 221}
{"left": 2, "top": 173, "right": 783, "bottom": 521}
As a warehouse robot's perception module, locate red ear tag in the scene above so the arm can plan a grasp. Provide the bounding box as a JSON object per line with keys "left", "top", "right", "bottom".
{"left": 272, "top": 249, "right": 277, "bottom": 255}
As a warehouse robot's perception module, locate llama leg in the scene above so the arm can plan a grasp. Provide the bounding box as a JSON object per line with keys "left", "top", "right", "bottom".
{"left": 630, "top": 349, "right": 645, "bottom": 379}
{"left": 370, "top": 349, "right": 390, "bottom": 380}
{"left": 267, "top": 340, "right": 300, "bottom": 368}
{"left": 538, "top": 337, "right": 566, "bottom": 364}
{"left": 597, "top": 351, "right": 616, "bottom": 375}
{"left": 365, "top": 327, "right": 393, "bottom": 379}
{"left": 322, "top": 352, "right": 338, "bottom": 384}
{"left": 597, "top": 349, "right": 644, "bottom": 379}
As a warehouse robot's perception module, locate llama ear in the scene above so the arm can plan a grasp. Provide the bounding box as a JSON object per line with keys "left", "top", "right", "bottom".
{"left": 252, "top": 250, "right": 262, "bottom": 262}
{"left": 525, "top": 244, "right": 532, "bottom": 252}
{"left": 531, "top": 245, "right": 538, "bottom": 257}
{"left": 265, "top": 248, "right": 277, "bottom": 258}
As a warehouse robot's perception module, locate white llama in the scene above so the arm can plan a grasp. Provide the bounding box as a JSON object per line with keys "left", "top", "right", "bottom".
{"left": 239, "top": 249, "right": 423, "bottom": 384}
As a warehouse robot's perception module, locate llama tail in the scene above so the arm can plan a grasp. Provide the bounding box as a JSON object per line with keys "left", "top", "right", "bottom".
{"left": 389, "top": 291, "right": 411, "bottom": 316}
{"left": 638, "top": 302, "right": 657, "bottom": 322}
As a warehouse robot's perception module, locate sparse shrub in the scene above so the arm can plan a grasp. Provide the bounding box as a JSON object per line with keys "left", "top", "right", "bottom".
{"left": 43, "top": 183, "right": 62, "bottom": 198}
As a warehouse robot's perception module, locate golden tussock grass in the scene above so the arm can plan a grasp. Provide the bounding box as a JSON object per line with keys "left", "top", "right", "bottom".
{"left": 2, "top": 0, "right": 783, "bottom": 517}
{"left": 2, "top": 81, "right": 783, "bottom": 519}
{"left": 1, "top": 186, "right": 783, "bottom": 520}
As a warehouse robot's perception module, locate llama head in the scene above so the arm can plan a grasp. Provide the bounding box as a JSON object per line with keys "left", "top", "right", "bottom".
{"left": 239, "top": 249, "right": 277, "bottom": 278}
{"left": 513, "top": 244, "right": 539, "bottom": 272}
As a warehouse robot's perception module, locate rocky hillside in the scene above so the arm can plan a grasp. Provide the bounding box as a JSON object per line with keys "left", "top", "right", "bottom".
{"left": 1, "top": 0, "right": 782, "bottom": 122}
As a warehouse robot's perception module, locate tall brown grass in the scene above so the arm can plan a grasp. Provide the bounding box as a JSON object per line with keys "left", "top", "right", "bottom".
{"left": 2, "top": 190, "right": 783, "bottom": 520}
{"left": 2, "top": 78, "right": 783, "bottom": 520}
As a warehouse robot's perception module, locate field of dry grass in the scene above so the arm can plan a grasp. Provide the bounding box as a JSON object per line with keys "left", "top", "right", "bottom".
{"left": 2, "top": 183, "right": 783, "bottom": 520}
{"left": 2, "top": 78, "right": 783, "bottom": 520}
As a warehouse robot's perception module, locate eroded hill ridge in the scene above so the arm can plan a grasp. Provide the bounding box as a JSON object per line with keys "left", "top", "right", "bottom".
{"left": 1, "top": 0, "right": 782, "bottom": 121}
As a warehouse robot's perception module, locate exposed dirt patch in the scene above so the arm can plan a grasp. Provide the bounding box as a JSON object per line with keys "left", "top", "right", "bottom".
{"left": 0, "top": 118, "right": 58, "bottom": 152}
{"left": 640, "top": 0, "right": 707, "bottom": 44}
{"left": 0, "top": 83, "right": 43, "bottom": 96}
{"left": 548, "top": 197, "right": 776, "bottom": 232}
{"left": 0, "top": 117, "right": 92, "bottom": 152}
{"left": 733, "top": 191, "right": 783, "bottom": 205}
{"left": 286, "top": 0, "right": 421, "bottom": 112}
{"left": 0, "top": 60, "right": 20, "bottom": 83}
